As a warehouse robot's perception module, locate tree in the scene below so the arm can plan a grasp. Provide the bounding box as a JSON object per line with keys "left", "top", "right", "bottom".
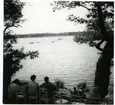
{"left": 51, "top": 1, "right": 114, "bottom": 98}
{"left": 3, "top": 0, "right": 39, "bottom": 103}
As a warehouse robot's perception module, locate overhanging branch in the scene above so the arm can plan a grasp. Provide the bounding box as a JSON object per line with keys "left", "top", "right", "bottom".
{"left": 4, "top": 26, "right": 11, "bottom": 34}
{"left": 79, "top": 4, "right": 92, "bottom": 11}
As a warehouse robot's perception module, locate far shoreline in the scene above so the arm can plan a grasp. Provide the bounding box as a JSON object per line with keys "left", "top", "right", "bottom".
{"left": 15, "top": 31, "right": 97, "bottom": 38}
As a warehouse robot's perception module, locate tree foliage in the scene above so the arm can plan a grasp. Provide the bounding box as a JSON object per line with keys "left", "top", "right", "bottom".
{"left": 4, "top": 0, "right": 25, "bottom": 32}
{"left": 51, "top": 1, "right": 114, "bottom": 42}
{"left": 51, "top": 1, "right": 114, "bottom": 99}
{"left": 3, "top": 0, "right": 39, "bottom": 103}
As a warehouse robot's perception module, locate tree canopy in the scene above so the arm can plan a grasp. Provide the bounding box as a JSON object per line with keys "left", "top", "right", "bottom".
{"left": 51, "top": 1, "right": 114, "bottom": 42}
{"left": 51, "top": 1, "right": 114, "bottom": 98}
{"left": 3, "top": 0, "right": 39, "bottom": 103}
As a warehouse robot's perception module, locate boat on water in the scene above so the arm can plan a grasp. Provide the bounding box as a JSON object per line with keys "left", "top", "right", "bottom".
{"left": 30, "top": 42, "right": 34, "bottom": 44}
{"left": 58, "top": 37, "right": 62, "bottom": 40}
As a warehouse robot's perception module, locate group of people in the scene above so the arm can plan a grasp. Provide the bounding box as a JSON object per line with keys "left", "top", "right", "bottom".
{"left": 8, "top": 75, "right": 56, "bottom": 104}
{"left": 8, "top": 75, "right": 113, "bottom": 104}
{"left": 71, "top": 87, "right": 86, "bottom": 98}
{"left": 71, "top": 84, "right": 113, "bottom": 104}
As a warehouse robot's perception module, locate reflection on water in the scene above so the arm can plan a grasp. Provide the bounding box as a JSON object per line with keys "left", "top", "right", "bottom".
{"left": 12, "top": 36, "right": 113, "bottom": 89}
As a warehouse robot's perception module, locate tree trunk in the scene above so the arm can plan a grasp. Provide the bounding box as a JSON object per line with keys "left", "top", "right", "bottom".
{"left": 3, "top": 57, "right": 12, "bottom": 103}
{"left": 94, "top": 3, "right": 113, "bottom": 98}
{"left": 3, "top": 73, "right": 11, "bottom": 104}
{"left": 94, "top": 46, "right": 112, "bottom": 98}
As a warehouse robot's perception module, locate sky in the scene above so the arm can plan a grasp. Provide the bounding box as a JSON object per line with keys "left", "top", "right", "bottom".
{"left": 12, "top": 0, "right": 88, "bottom": 34}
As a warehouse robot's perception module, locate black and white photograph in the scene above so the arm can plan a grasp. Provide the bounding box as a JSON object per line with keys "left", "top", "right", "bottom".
{"left": 3, "top": 0, "right": 114, "bottom": 104}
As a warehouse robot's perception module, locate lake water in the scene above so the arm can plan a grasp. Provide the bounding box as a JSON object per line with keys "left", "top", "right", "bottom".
{"left": 12, "top": 36, "right": 113, "bottom": 89}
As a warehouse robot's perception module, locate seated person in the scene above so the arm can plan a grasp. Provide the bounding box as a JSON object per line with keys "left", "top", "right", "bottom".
{"left": 40, "top": 76, "right": 56, "bottom": 99}
{"left": 103, "top": 85, "right": 113, "bottom": 104}
{"left": 78, "top": 88, "right": 86, "bottom": 98}
{"left": 28, "top": 75, "right": 39, "bottom": 99}
{"left": 8, "top": 79, "right": 20, "bottom": 104}
{"left": 71, "top": 87, "right": 79, "bottom": 95}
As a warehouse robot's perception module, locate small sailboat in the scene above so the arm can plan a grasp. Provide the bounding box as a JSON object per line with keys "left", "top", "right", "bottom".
{"left": 58, "top": 35, "right": 62, "bottom": 40}
{"left": 30, "top": 42, "right": 34, "bottom": 44}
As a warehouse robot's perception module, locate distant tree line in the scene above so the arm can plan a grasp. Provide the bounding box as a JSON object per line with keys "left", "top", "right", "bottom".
{"left": 15, "top": 31, "right": 101, "bottom": 38}
{"left": 15, "top": 32, "right": 77, "bottom": 38}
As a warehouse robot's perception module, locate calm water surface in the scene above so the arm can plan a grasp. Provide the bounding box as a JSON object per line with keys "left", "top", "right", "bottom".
{"left": 12, "top": 36, "right": 113, "bottom": 89}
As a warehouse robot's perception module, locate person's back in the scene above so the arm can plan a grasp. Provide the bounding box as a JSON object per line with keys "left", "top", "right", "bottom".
{"left": 40, "top": 77, "right": 56, "bottom": 98}
{"left": 28, "top": 75, "right": 39, "bottom": 96}
{"left": 28, "top": 81, "right": 39, "bottom": 92}
{"left": 41, "top": 82, "right": 55, "bottom": 97}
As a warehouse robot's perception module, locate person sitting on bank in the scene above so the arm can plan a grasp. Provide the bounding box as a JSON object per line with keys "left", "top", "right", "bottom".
{"left": 78, "top": 88, "right": 86, "bottom": 98}
{"left": 71, "top": 87, "right": 79, "bottom": 95}
{"left": 8, "top": 79, "right": 20, "bottom": 104}
{"left": 28, "top": 75, "right": 39, "bottom": 102}
{"left": 103, "top": 85, "right": 113, "bottom": 104}
{"left": 40, "top": 76, "right": 56, "bottom": 100}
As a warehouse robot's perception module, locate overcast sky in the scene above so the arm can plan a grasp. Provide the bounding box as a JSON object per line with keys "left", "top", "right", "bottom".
{"left": 12, "top": 0, "right": 88, "bottom": 34}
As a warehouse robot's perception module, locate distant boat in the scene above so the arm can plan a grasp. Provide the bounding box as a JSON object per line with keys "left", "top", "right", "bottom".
{"left": 30, "top": 42, "right": 34, "bottom": 44}
{"left": 58, "top": 37, "right": 62, "bottom": 40}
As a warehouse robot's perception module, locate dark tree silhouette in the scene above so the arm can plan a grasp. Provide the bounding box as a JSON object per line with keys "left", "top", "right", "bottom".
{"left": 51, "top": 1, "right": 114, "bottom": 98}
{"left": 3, "top": 0, "right": 39, "bottom": 103}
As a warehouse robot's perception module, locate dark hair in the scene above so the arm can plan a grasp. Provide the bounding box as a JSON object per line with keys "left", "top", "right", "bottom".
{"left": 30, "top": 75, "right": 36, "bottom": 81}
{"left": 44, "top": 76, "right": 49, "bottom": 82}
{"left": 74, "top": 87, "right": 76, "bottom": 90}
{"left": 12, "top": 79, "right": 20, "bottom": 84}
